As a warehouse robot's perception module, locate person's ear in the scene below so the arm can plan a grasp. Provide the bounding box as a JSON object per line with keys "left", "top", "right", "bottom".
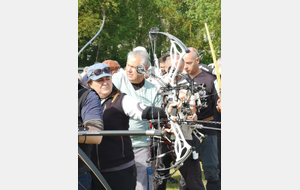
{"left": 196, "top": 57, "right": 200, "bottom": 64}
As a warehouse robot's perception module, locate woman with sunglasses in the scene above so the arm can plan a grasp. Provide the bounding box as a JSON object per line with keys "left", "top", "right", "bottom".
{"left": 86, "top": 63, "right": 171, "bottom": 190}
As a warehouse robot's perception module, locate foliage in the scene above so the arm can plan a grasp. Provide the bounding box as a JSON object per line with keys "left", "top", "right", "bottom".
{"left": 152, "top": 0, "right": 221, "bottom": 64}
{"left": 78, "top": 0, "right": 221, "bottom": 67}
{"left": 78, "top": 0, "right": 162, "bottom": 67}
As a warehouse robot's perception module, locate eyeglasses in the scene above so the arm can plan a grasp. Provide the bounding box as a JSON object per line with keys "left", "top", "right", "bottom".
{"left": 89, "top": 67, "right": 111, "bottom": 77}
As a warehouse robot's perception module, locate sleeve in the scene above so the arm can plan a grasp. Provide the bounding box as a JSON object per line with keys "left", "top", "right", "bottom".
{"left": 81, "top": 91, "right": 104, "bottom": 130}
{"left": 199, "top": 64, "right": 214, "bottom": 74}
{"left": 121, "top": 95, "right": 145, "bottom": 120}
{"left": 121, "top": 95, "right": 167, "bottom": 120}
{"left": 213, "top": 79, "right": 220, "bottom": 98}
{"left": 212, "top": 79, "right": 219, "bottom": 106}
{"left": 152, "top": 88, "right": 162, "bottom": 108}
{"left": 112, "top": 68, "right": 126, "bottom": 90}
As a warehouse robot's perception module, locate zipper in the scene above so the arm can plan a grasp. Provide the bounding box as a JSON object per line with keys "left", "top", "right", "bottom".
{"left": 121, "top": 136, "right": 125, "bottom": 157}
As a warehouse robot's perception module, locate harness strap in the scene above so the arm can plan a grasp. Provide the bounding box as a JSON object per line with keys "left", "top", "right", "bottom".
{"left": 111, "top": 92, "right": 120, "bottom": 103}
{"left": 78, "top": 88, "right": 91, "bottom": 117}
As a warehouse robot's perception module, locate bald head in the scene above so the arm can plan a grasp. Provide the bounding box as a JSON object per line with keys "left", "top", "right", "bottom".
{"left": 183, "top": 48, "right": 201, "bottom": 78}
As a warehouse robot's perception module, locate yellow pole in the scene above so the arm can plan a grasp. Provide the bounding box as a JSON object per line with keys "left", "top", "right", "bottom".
{"left": 204, "top": 20, "right": 221, "bottom": 100}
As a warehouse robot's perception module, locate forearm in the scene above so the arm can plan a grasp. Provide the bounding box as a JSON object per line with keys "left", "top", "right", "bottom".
{"left": 78, "top": 119, "right": 104, "bottom": 144}
{"left": 78, "top": 126, "right": 103, "bottom": 144}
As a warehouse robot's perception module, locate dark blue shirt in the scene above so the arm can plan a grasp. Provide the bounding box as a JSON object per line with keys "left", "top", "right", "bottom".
{"left": 81, "top": 90, "right": 103, "bottom": 122}
{"left": 82, "top": 75, "right": 88, "bottom": 86}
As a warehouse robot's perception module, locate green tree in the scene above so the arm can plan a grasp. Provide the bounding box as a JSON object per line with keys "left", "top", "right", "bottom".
{"left": 152, "top": 0, "right": 221, "bottom": 64}
{"left": 78, "top": 0, "right": 221, "bottom": 67}
{"left": 78, "top": 0, "right": 119, "bottom": 67}
{"left": 78, "top": 0, "right": 163, "bottom": 67}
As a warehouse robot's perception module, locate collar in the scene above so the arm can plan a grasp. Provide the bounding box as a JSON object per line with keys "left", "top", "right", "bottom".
{"left": 131, "top": 78, "right": 145, "bottom": 90}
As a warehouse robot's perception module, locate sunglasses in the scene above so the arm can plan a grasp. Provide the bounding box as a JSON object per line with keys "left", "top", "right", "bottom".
{"left": 89, "top": 67, "right": 111, "bottom": 77}
{"left": 187, "top": 47, "right": 199, "bottom": 57}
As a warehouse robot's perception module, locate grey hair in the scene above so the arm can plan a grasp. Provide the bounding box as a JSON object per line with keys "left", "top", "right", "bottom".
{"left": 127, "top": 50, "right": 150, "bottom": 67}
{"left": 83, "top": 66, "right": 89, "bottom": 73}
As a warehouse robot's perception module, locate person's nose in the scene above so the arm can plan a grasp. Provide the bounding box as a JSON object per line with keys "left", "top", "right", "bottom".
{"left": 103, "top": 78, "right": 109, "bottom": 84}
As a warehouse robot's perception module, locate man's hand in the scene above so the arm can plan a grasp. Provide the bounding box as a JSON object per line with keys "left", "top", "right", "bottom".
{"left": 167, "top": 101, "right": 182, "bottom": 115}
{"left": 178, "top": 90, "right": 186, "bottom": 101}
{"left": 216, "top": 98, "right": 221, "bottom": 110}
{"left": 187, "top": 113, "right": 197, "bottom": 121}
{"left": 163, "top": 127, "right": 174, "bottom": 134}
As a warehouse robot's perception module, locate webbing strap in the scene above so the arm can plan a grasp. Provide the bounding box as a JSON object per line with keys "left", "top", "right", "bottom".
{"left": 78, "top": 146, "right": 111, "bottom": 190}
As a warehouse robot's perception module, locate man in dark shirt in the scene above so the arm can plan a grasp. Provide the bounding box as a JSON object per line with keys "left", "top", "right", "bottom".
{"left": 181, "top": 47, "right": 221, "bottom": 190}
{"left": 156, "top": 54, "right": 205, "bottom": 190}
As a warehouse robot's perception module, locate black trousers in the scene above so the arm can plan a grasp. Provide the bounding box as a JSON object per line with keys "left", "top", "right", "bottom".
{"left": 216, "top": 130, "right": 221, "bottom": 180}
{"left": 156, "top": 143, "right": 174, "bottom": 190}
{"left": 157, "top": 140, "right": 205, "bottom": 190}
{"left": 91, "top": 164, "right": 137, "bottom": 190}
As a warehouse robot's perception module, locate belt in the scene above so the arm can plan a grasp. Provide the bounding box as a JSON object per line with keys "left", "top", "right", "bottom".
{"left": 201, "top": 116, "right": 213, "bottom": 121}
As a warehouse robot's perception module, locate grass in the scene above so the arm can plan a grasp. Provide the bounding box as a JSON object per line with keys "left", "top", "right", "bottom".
{"left": 166, "top": 162, "right": 207, "bottom": 190}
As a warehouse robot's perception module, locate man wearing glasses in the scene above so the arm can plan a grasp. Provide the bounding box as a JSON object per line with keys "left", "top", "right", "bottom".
{"left": 112, "top": 47, "right": 162, "bottom": 190}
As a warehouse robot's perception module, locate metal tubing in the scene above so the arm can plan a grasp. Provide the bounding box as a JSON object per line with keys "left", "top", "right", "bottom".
{"left": 78, "top": 130, "right": 164, "bottom": 136}
{"left": 181, "top": 124, "right": 221, "bottom": 131}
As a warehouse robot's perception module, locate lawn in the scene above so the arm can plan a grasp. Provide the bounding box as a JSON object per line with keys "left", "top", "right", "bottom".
{"left": 166, "top": 162, "right": 207, "bottom": 190}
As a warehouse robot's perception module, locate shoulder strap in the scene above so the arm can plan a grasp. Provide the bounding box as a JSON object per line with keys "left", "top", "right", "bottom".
{"left": 111, "top": 92, "right": 120, "bottom": 103}
{"left": 78, "top": 88, "right": 91, "bottom": 115}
